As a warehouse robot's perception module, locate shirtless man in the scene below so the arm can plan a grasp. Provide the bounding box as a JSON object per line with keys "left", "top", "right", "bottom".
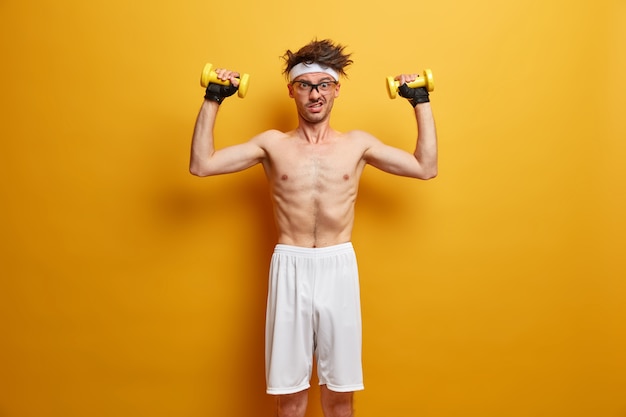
{"left": 190, "top": 39, "right": 437, "bottom": 417}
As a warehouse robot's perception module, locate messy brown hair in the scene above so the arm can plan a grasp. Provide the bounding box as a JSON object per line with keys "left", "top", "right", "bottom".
{"left": 282, "top": 39, "right": 353, "bottom": 79}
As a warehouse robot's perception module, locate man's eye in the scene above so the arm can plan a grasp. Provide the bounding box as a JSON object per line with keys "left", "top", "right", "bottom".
{"left": 320, "top": 82, "right": 330, "bottom": 89}
{"left": 298, "top": 82, "right": 310, "bottom": 89}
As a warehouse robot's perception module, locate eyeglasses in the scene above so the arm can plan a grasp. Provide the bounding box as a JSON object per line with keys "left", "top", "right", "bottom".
{"left": 291, "top": 80, "right": 338, "bottom": 94}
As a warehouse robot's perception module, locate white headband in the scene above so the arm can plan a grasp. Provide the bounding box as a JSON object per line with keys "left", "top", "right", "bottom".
{"left": 289, "top": 62, "right": 339, "bottom": 82}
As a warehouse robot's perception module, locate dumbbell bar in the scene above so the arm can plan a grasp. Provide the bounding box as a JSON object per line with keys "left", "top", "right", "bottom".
{"left": 200, "top": 63, "right": 250, "bottom": 98}
{"left": 386, "top": 69, "right": 434, "bottom": 99}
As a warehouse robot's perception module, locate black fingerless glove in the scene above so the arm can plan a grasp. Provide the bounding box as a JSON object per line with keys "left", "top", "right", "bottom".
{"left": 398, "top": 84, "right": 430, "bottom": 107}
{"left": 204, "top": 83, "right": 238, "bottom": 105}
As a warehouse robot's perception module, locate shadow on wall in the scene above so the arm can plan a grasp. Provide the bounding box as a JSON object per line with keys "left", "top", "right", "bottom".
{"left": 152, "top": 171, "right": 277, "bottom": 414}
{"left": 141, "top": 110, "right": 278, "bottom": 414}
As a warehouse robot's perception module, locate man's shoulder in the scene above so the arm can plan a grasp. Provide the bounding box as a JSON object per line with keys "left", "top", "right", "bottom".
{"left": 342, "top": 129, "right": 379, "bottom": 144}
{"left": 252, "top": 129, "right": 290, "bottom": 141}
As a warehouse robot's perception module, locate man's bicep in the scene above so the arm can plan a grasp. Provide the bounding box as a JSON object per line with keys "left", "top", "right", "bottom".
{"left": 364, "top": 140, "right": 421, "bottom": 177}
{"left": 211, "top": 141, "right": 266, "bottom": 174}
{"left": 192, "top": 140, "right": 265, "bottom": 176}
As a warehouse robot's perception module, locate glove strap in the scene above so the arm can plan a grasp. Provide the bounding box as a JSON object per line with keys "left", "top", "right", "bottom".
{"left": 204, "top": 90, "right": 224, "bottom": 104}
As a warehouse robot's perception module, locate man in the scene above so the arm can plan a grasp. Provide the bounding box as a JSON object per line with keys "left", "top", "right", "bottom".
{"left": 190, "top": 39, "right": 437, "bottom": 417}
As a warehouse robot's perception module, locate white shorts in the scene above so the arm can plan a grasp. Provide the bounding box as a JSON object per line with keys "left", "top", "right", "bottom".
{"left": 265, "top": 242, "right": 364, "bottom": 395}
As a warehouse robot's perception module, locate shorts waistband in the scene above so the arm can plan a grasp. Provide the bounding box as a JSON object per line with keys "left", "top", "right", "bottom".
{"left": 273, "top": 242, "right": 354, "bottom": 257}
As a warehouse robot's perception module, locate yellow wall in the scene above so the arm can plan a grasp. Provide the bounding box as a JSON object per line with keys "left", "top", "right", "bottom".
{"left": 1, "top": 0, "right": 624, "bottom": 416}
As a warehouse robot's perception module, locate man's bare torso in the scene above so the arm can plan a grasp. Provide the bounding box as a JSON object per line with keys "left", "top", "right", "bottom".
{"left": 257, "top": 129, "right": 371, "bottom": 248}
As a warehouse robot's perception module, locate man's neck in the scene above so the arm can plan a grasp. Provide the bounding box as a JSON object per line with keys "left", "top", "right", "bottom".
{"left": 296, "top": 121, "right": 334, "bottom": 144}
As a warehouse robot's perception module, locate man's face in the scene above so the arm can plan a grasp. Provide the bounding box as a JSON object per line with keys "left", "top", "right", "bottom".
{"left": 288, "top": 72, "right": 341, "bottom": 124}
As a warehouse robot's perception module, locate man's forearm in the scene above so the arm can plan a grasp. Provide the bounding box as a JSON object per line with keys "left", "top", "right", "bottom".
{"left": 189, "top": 100, "right": 220, "bottom": 176}
{"left": 414, "top": 103, "right": 438, "bottom": 179}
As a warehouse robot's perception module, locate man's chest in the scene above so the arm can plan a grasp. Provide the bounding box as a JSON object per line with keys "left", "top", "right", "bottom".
{"left": 267, "top": 141, "right": 364, "bottom": 180}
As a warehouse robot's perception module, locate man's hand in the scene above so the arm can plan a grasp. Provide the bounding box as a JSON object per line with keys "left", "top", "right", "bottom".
{"left": 396, "top": 74, "right": 430, "bottom": 107}
{"left": 204, "top": 68, "right": 241, "bottom": 105}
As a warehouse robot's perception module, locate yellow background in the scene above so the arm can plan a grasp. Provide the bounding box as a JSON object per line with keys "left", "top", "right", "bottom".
{"left": 1, "top": 0, "right": 624, "bottom": 416}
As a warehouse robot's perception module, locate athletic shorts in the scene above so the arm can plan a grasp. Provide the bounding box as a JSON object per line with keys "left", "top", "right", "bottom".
{"left": 265, "top": 242, "right": 364, "bottom": 395}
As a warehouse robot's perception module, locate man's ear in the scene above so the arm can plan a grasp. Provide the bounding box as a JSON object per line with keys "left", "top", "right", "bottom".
{"left": 287, "top": 83, "right": 295, "bottom": 98}
{"left": 334, "top": 82, "right": 341, "bottom": 98}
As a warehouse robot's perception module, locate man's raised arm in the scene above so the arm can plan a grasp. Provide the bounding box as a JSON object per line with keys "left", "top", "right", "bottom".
{"left": 363, "top": 73, "right": 438, "bottom": 180}
{"left": 189, "top": 69, "right": 265, "bottom": 177}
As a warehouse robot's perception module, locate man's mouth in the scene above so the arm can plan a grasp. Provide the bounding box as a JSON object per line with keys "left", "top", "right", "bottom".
{"left": 308, "top": 100, "right": 324, "bottom": 110}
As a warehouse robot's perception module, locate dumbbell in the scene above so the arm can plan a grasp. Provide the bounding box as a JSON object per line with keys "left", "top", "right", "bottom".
{"left": 200, "top": 63, "right": 250, "bottom": 98}
{"left": 386, "top": 69, "right": 434, "bottom": 99}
